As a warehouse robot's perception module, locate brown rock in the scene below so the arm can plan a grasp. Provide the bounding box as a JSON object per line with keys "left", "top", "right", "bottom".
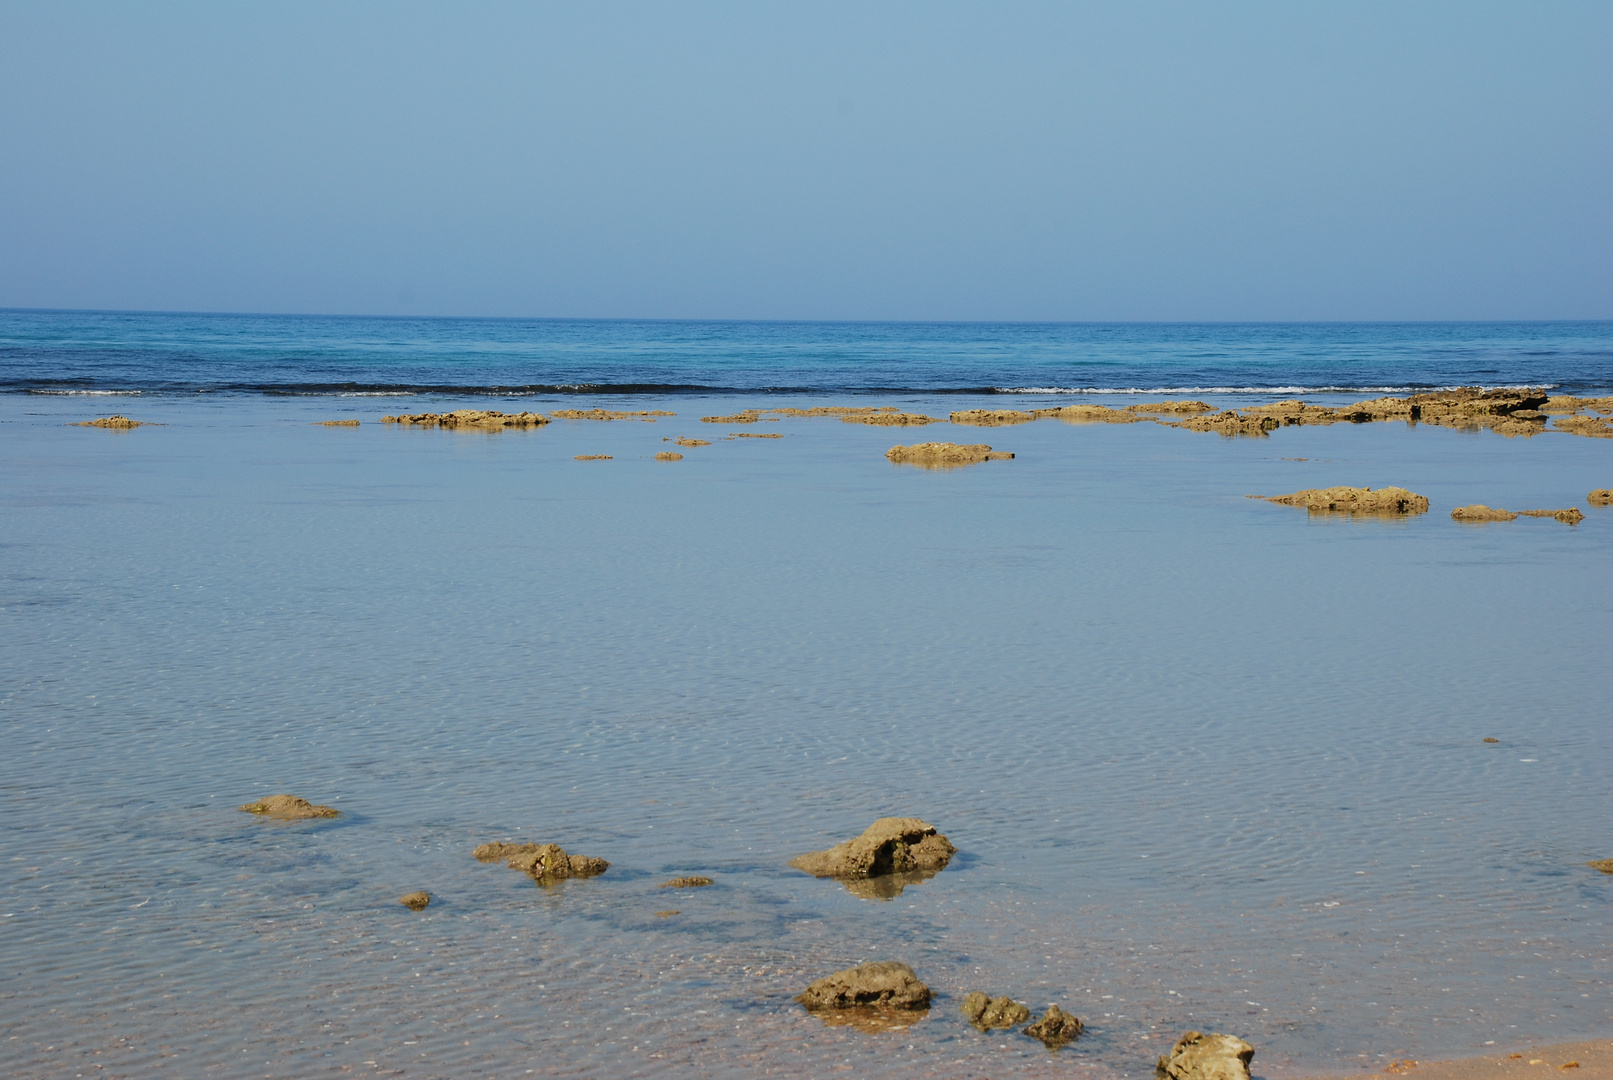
{"left": 1484, "top": 737, "right": 1500, "bottom": 743}
{"left": 961, "top": 992, "right": 1030, "bottom": 1030}
{"left": 841, "top": 412, "right": 942, "bottom": 426}
{"left": 1123, "top": 400, "right": 1214, "bottom": 414}
{"left": 315, "top": 419, "right": 361, "bottom": 426}
{"left": 1554, "top": 415, "right": 1613, "bottom": 439}
{"left": 727, "top": 432, "right": 783, "bottom": 438}
{"left": 1023, "top": 1004, "right": 1084, "bottom": 1046}
{"left": 886, "top": 442, "right": 1014, "bottom": 467}
{"left": 700, "top": 411, "right": 762, "bottom": 423}
{"left": 238, "top": 794, "right": 339, "bottom": 820}
{"left": 667, "top": 437, "right": 711, "bottom": 447}
{"left": 1264, "top": 486, "right": 1429, "bottom": 515}
{"left": 797, "top": 961, "right": 931, "bottom": 1011}
{"left": 949, "top": 408, "right": 1036, "bottom": 426}
{"left": 380, "top": 410, "right": 549, "bottom": 429}
{"left": 1516, "top": 508, "right": 1585, "bottom": 524}
{"left": 769, "top": 406, "right": 900, "bottom": 417}
{"left": 74, "top": 415, "right": 145, "bottom": 428}
{"left": 1587, "top": 859, "right": 1613, "bottom": 874}
{"left": 790, "top": 817, "right": 956, "bottom": 885}
{"left": 1589, "top": 489, "right": 1613, "bottom": 506}
{"left": 660, "top": 876, "right": 713, "bottom": 888}
{"left": 1171, "top": 411, "right": 1279, "bottom": 436}
{"left": 549, "top": 408, "right": 674, "bottom": 421}
{"left": 1156, "top": 1031, "right": 1255, "bottom": 1080}
{"left": 400, "top": 891, "right": 430, "bottom": 911}
{"left": 655, "top": 451, "right": 684, "bottom": 461}
{"left": 655, "top": 909, "right": 679, "bottom": 917}
{"left": 1452, "top": 504, "right": 1518, "bottom": 522}
{"left": 1029, "top": 404, "right": 1141, "bottom": 423}
{"left": 474, "top": 841, "right": 608, "bottom": 884}
{"left": 574, "top": 454, "right": 612, "bottom": 460}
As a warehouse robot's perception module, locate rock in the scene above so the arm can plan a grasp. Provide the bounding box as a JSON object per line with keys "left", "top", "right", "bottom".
{"left": 574, "top": 455, "right": 612, "bottom": 460}
{"left": 797, "top": 961, "right": 932, "bottom": 1011}
{"left": 1516, "top": 508, "right": 1584, "bottom": 524}
{"left": 74, "top": 415, "right": 145, "bottom": 428}
{"left": 1452, "top": 504, "right": 1518, "bottom": 522}
{"left": 1240, "top": 400, "right": 1341, "bottom": 426}
{"left": 238, "top": 794, "right": 339, "bottom": 820}
{"left": 949, "top": 408, "right": 1036, "bottom": 426}
{"left": 886, "top": 443, "right": 1014, "bottom": 467}
{"left": 474, "top": 842, "right": 608, "bottom": 884}
{"left": 315, "top": 419, "right": 361, "bottom": 426}
{"left": 1483, "top": 736, "right": 1500, "bottom": 743}
{"left": 1123, "top": 400, "right": 1214, "bottom": 414}
{"left": 1590, "top": 489, "right": 1613, "bottom": 506}
{"left": 841, "top": 412, "right": 942, "bottom": 425}
{"left": 667, "top": 437, "right": 711, "bottom": 447}
{"left": 400, "top": 891, "right": 430, "bottom": 911}
{"left": 660, "top": 876, "right": 713, "bottom": 888}
{"left": 1264, "top": 486, "right": 1429, "bottom": 515}
{"left": 1587, "top": 859, "right": 1613, "bottom": 874}
{"left": 790, "top": 817, "right": 956, "bottom": 887}
{"left": 655, "top": 451, "right": 684, "bottom": 461}
{"left": 380, "top": 410, "right": 549, "bottom": 429}
{"left": 770, "top": 406, "right": 902, "bottom": 417}
{"left": 1554, "top": 415, "right": 1613, "bottom": 439}
{"left": 727, "top": 432, "right": 783, "bottom": 438}
{"left": 1170, "top": 411, "right": 1279, "bottom": 436}
{"left": 961, "top": 992, "right": 1030, "bottom": 1030}
{"left": 1023, "top": 1004, "right": 1084, "bottom": 1046}
{"left": 655, "top": 909, "right": 679, "bottom": 917}
{"left": 1156, "top": 1031, "right": 1255, "bottom": 1080}
{"left": 700, "top": 411, "right": 763, "bottom": 423}
{"left": 549, "top": 409, "right": 674, "bottom": 420}
{"left": 1030, "top": 404, "right": 1141, "bottom": 423}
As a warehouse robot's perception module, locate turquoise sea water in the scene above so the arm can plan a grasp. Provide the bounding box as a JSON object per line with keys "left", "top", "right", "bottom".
{"left": 2, "top": 316, "right": 1612, "bottom": 1079}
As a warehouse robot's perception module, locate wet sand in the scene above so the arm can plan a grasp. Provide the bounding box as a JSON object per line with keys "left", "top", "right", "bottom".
{"left": 1297, "top": 1039, "right": 1613, "bottom": 1080}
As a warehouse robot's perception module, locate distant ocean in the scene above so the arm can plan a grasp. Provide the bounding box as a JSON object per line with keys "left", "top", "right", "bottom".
{"left": 2, "top": 310, "right": 1611, "bottom": 398}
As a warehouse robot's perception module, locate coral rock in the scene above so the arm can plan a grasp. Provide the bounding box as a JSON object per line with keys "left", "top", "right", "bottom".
{"left": 315, "top": 419, "right": 361, "bottom": 426}
{"left": 1171, "top": 411, "right": 1279, "bottom": 436}
{"left": 1023, "top": 1003, "right": 1084, "bottom": 1046}
{"left": 797, "top": 961, "right": 932, "bottom": 1011}
{"left": 1587, "top": 859, "right": 1613, "bottom": 874}
{"left": 961, "top": 992, "right": 1029, "bottom": 1030}
{"left": 655, "top": 451, "right": 684, "bottom": 461}
{"left": 400, "top": 891, "right": 430, "bottom": 911}
{"left": 1452, "top": 504, "right": 1518, "bottom": 522}
{"left": 1264, "top": 486, "right": 1429, "bottom": 515}
{"left": 1588, "top": 489, "right": 1613, "bottom": 506}
{"left": 1123, "top": 400, "right": 1214, "bottom": 414}
{"left": 380, "top": 410, "right": 549, "bottom": 429}
{"left": 1156, "top": 1031, "right": 1255, "bottom": 1080}
{"left": 238, "top": 794, "right": 338, "bottom": 820}
{"left": 886, "top": 443, "right": 1013, "bottom": 467}
{"left": 1031, "top": 404, "right": 1141, "bottom": 423}
{"left": 549, "top": 409, "right": 673, "bottom": 421}
{"left": 949, "top": 408, "right": 1036, "bottom": 426}
{"left": 74, "top": 415, "right": 145, "bottom": 428}
{"left": 791, "top": 817, "right": 956, "bottom": 882}
{"left": 474, "top": 842, "right": 608, "bottom": 884}
{"left": 574, "top": 455, "right": 612, "bottom": 460}
{"left": 660, "top": 876, "right": 713, "bottom": 888}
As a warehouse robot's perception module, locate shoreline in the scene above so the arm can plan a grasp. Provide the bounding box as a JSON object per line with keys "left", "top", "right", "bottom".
{"left": 1292, "top": 1039, "right": 1613, "bottom": 1080}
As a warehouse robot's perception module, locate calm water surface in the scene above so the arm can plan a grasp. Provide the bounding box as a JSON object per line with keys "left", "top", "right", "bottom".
{"left": 2, "top": 383, "right": 1611, "bottom": 1079}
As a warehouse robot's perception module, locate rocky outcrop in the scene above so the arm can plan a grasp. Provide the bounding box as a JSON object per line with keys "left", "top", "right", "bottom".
{"left": 842, "top": 412, "right": 942, "bottom": 425}
{"left": 549, "top": 409, "right": 674, "bottom": 421}
{"left": 1452, "top": 505, "right": 1518, "bottom": 522}
{"left": 961, "top": 992, "right": 1029, "bottom": 1030}
{"left": 797, "top": 961, "right": 931, "bottom": 1011}
{"left": 1590, "top": 489, "right": 1613, "bottom": 506}
{"left": 660, "top": 876, "right": 713, "bottom": 888}
{"left": 315, "top": 419, "right": 361, "bottom": 426}
{"left": 1588, "top": 859, "right": 1613, "bottom": 874}
{"left": 238, "top": 794, "right": 338, "bottom": 819}
{"left": 400, "top": 891, "right": 431, "bottom": 911}
{"left": 1023, "top": 1004, "right": 1084, "bottom": 1047}
{"left": 700, "top": 410, "right": 763, "bottom": 423}
{"left": 770, "top": 406, "right": 901, "bottom": 417}
{"left": 1170, "top": 411, "right": 1279, "bottom": 437}
{"left": 1554, "top": 415, "right": 1613, "bottom": 439}
{"left": 886, "top": 443, "right": 1013, "bottom": 467}
{"left": 574, "top": 455, "right": 612, "bottom": 460}
{"left": 667, "top": 437, "right": 710, "bottom": 447}
{"left": 949, "top": 409, "right": 1036, "bottom": 426}
{"left": 1543, "top": 396, "right": 1613, "bottom": 414}
{"left": 655, "top": 451, "right": 684, "bottom": 461}
{"left": 791, "top": 818, "right": 956, "bottom": 884}
{"left": 380, "top": 410, "right": 549, "bottom": 429}
{"left": 728, "top": 432, "right": 783, "bottom": 438}
{"left": 1264, "top": 486, "right": 1429, "bottom": 515}
{"left": 1156, "top": 1031, "right": 1255, "bottom": 1080}
{"left": 1030, "top": 404, "right": 1142, "bottom": 423}
{"left": 1518, "top": 508, "right": 1585, "bottom": 524}
{"left": 474, "top": 842, "right": 608, "bottom": 884}
{"left": 1124, "top": 400, "right": 1213, "bottom": 414}
{"left": 74, "top": 415, "right": 145, "bottom": 428}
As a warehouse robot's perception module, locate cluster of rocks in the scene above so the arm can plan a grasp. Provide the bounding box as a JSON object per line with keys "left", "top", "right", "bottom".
{"left": 74, "top": 415, "right": 147, "bottom": 428}
{"left": 842, "top": 411, "right": 942, "bottom": 426}
{"left": 549, "top": 408, "right": 674, "bottom": 421}
{"left": 949, "top": 408, "right": 1036, "bottom": 426}
{"left": 885, "top": 442, "right": 1014, "bottom": 467}
{"left": 1451, "top": 505, "right": 1584, "bottom": 525}
{"left": 380, "top": 410, "right": 550, "bottom": 429}
{"left": 473, "top": 841, "right": 609, "bottom": 885}
{"left": 238, "top": 794, "right": 339, "bottom": 819}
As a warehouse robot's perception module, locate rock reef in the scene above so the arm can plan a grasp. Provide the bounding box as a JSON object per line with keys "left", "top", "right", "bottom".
{"left": 1023, "top": 1004, "right": 1084, "bottom": 1047}
{"left": 1553, "top": 414, "right": 1613, "bottom": 439}
{"left": 549, "top": 408, "right": 674, "bottom": 421}
{"left": 1031, "top": 404, "right": 1142, "bottom": 423}
{"left": 1156, "top": 1031, "right": 1255, "bottom": 1080}
{"left": 667, "top": 437, "right": 710, "bottom": 447}
{"left": 74, "top": 415, "right": 145, "bottom": 428}
{"left": 315, "top": 419, "right": 361, "bottom": 426}
{"left": 961, "top": 992, "right": 1029, "bottom": 1030}
{"left": 238, "top": 794, "right": 339, "bottom": 820}
{"left": 790, "top": 817, "right": 956, "bottom": 887}
{"left": 1264, "top": 487, "right": 1429, "bottom": 515}
{"left": 655, "top": 451, "right": 684, "bottom": 461}
{"left": 574, "top": 454, "right": 612, "bottom": 460}
{"left": 1452, "top": 505, "right": 1583, "bottom": 524}
{"left": 474, "top": 842, "right": 608, "bottom": 885}
{"left": 1590, "top": 489, "right": 1613, "bottom": 506}
{"left": 1587, "top": 859, "right": 1613, "bottom": 874}
{"left": 886, "top": 443, "right": 1013, "bottom": 467}
{"left": 700, "top": 410, "right": 763, "bottom": 424}
{"left": 659, "top": 876, "right": 713, "bottom": 888}
{"left": 1170, "top": 411, "right": 1279, "bottom": 437}
{"left": 842, "top": 412, "right": 942, "bottom": 426}
{"left": 1125, "top": 400, "right": 1214, "bottom": 414}
{"left": 400, "top": 891, "right": 430, "bottom": 911}
{"left": 727, "top": 432, "right": 782, "bottom": 438}
{"left": 949, "top": 408, "right": 1036, "bottom": 426}
{"left": 797, "top": 961, "right": 932, "bottom": 1011}
{"left": 380, "top": 410, "right": 549, "bottom": 429}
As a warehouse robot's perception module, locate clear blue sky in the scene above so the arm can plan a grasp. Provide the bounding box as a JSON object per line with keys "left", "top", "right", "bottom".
{"left": 1, "top": 2, "right": 1608, "bottom": 321}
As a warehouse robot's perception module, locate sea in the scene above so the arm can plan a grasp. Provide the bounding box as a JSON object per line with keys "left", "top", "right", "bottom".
{"left": 2, "top": 311, "right": 1611, "bottom": 1079}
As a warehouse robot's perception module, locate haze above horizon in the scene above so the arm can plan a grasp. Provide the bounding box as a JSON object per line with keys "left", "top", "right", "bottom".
{"left": 2, "top": 2, "right": 1608, "bottom": 323}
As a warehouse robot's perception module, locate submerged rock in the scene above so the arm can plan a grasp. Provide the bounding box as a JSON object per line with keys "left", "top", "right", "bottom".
{"left": 667, "top": 437, "right": 711, "bottom": 447}
{"left": 1517, "top": 508, "right": 1585, "bottom": 524}
{"left": 1554, "top": 414, "right": 1613, "bottom": 439}
{"left": 1123, "top": 400, "right": 1214, "bottom": 414}
{"left": 1030, "top": 404, "right": 1141, "bottom": 423}
{"left": 549, "top": 408, "right": 674, "bottom": 421}
{"left": 700, "top": 410, "right": 763, "bottom": 423}
{"left": 769, "top": 406, "right": 901, "bottom": 417}
{"left": 842, "top": 412, "right": 943, "bottom": 426}
{"left": 790, "top": 818, "right": 956, "bottom": 885}
{"left": 1156, "top": 1031, "right": 1255, "bottom": 1080}
{"left": 315, "top": 419, "right": 361, "bottom": 426}
{"left": 798, "top": 960, "right": 932, "bottom": 1011}
{"left": 1023, "top": 1004, "right": 1084, "bottom": 1047}
{"left": 474, "top": 841, "right": 608, "bottom": 884}
{"left": 660, "top": 876, "right": 713, "bottom": 888}
{"left": 949, "top": 408, "right": 1036, "bottom": 426}
{"left": 1452, "top": 504, "right": 1518, "bottom": 522}
{"left": 961, "top": 992, "right": 1029, "bottom": 1030}
{"left": 655, "top": 909, "right": 679, "bottom": 917}
{"left": 1590, "top": 489, "right": 1613, "bottom": 506}
{"left": 1587, "top": 859, "right": 1613, "bottom": 874}
{"left": 574, "top": 454, "right": 612, "bottom": 460}
{"left": 886, "top": 443, "right": 1013, "bottom": 467}
{"left": 1264, "top": 486, "right": 1429, "bottom": 515}
{"left": 1170, "top": 411, "right": 1279, "bottom": 437}
{"left": 380, "top": 410, "right": 549, "bottom": 429}
{"left": 400, "top": 891, "right": 430, "bottom": 911}
{"left": 655, "top": 451, "right": 684, "bottom": 461}
{"left": 238, "top": 794, "right": 339, "bottom": 820}
{"left": 74, "top": 415, "right": 145, "bottom": 428}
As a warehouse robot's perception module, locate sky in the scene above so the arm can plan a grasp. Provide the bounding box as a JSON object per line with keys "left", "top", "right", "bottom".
{"left": 0, "top": 2, "right": 1609, "bottom": 322}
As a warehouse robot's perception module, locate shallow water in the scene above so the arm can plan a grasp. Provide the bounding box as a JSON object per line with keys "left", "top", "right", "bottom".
{"left": 2, "top": 392, "right": 1611, "bottom": 1079}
